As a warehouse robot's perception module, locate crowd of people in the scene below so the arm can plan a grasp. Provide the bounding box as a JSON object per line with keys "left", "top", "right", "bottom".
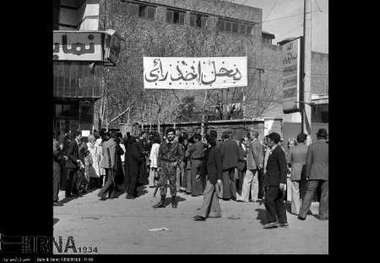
{"left": 52, "top": 123, "right": 328, "bottom": 229}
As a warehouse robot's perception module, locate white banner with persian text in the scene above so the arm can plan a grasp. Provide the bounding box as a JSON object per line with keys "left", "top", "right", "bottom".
{"left": 53, "top": 31, "right": 103, "bottom": 61}
{"left": 143, "top": 57, "right": 247, "bottom": 90}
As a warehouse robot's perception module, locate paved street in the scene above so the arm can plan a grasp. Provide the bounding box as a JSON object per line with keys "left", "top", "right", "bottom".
{"left": 53, "top": 187, "right": 328, "bottom": 254}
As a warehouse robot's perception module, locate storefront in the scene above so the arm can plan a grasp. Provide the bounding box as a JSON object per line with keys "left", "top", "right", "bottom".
{"left": 53, "top": 30, "right": 120, "bottom": 134}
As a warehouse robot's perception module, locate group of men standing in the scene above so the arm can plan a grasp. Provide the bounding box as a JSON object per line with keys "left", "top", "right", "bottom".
{"left": 54, "top": 124, "right": 328, "bottom": 229}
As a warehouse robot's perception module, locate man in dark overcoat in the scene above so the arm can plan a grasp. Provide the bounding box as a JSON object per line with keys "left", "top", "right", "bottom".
{"left": 124, "top": 124, "right": 145, "bottom": 199}
{"left": 263, "top": 132, "right": 288, "bottom": 229}
{"left": 63, "top": 131, "right": 82, "bottom": 198}
{"left": 219, "top": 131, "right": 240, "bottom": 200}
{"left": 193, "top": 134, "right": 223, "bottom": 221}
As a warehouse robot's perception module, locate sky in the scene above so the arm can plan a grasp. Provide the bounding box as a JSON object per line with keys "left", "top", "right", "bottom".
{"left": 226, "top": 0, "right": 328, "bottom": 53}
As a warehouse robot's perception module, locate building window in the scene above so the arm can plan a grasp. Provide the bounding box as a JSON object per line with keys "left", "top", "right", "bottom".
{"left": 239, "top": 24, "right": 246, "bottom": 34}
{"left": 218, "top": 18, "right": 254, "bottom": 35}
{"left": 246, "top": 25, "right": 253, "bottom": 35}
{"left": 167, "top": 9, "right": 185, "bottom": 25}
{"left": 190, "top": 13, "right": 207, "bottom": 28}
{"left": 138, "top": 5, "right": 156, "bottom": 20}
{"left": 232, "top": 22, "right": 239, "bottom": 33}
{"left": 225, "top": 21, "right": 231, "bottom": 32}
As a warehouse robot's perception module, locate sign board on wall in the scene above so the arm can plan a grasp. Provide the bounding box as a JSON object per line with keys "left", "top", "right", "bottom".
{"left": 53, "top": 31, "right": 103, "bottom": 61}
{"left": 281, "top": 37, "right": 302, "bottom": 113}
{"left": 143, "top": 57, "right": 247, "bottom": 90}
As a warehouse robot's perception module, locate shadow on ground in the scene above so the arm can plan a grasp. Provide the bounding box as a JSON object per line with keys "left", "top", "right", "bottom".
{"left": 59, "top": 187, "right": 101, "bottom": 205}
{"left": 158, "top": 196, "right": 187, "bottom": 207}
{"left": 255, "top": 208, "right": 267, "bottom": 225}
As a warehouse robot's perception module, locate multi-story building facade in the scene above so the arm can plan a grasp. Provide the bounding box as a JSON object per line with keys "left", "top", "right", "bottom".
{"left": 53, "top": 0, "right": 120, "bottom": 133}
{"left": 53, "top": 0, "right": 328, "bottom": 140}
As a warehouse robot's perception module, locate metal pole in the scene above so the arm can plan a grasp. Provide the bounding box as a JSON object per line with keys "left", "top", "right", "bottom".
{"left": 303, "top": 0, "right": 312, "bottom": 137}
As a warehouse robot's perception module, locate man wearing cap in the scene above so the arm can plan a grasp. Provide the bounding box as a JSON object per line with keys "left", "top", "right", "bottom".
{"left": 298, "top": 129, "right": 329, "bottom": 220}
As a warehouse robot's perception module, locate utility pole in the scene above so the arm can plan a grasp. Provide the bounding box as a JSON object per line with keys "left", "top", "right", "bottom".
{"left": 302, "top": 0, "right": 312, "bottom": 137}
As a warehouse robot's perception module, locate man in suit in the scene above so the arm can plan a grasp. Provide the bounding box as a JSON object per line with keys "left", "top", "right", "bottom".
{"left": 193, "top": 133, "right": 223, "bottom": 221}
{"left": 298, "top": 129, "right": 329, "bottom": 220}
{"left": 63, "top": 130, "right": 82, "bottom": 198}
{"left": 185, "top": 133, "right": 205, "bottom": 196}
{"left": 263, "top": 132, "right": 288, "bottom": 229}
{"left": 97, "top": 131, "right": 117, "bottom": 200}
{"left": 219, "top": 131, "right": 240, "bottom": 200}
{"left": 238, "top": 131, "right": 263, "bottom": 202}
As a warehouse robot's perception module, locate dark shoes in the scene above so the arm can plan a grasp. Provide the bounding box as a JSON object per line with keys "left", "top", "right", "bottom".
{"left": 279, "top": 222, "right": 289, "bottom": 228}
{"left": 297, "top": 215, "right": 306, "bottom": 221}
{"left": 193, "top": 215, "right": 206, "bottom": 221}
{"left": 153, "top": 197, "right": 166, "bottom": 208}
{"left": 126, "top": 194, "right": 136, "bottom": 199}
{"left": 53, "top": 201, "right": 63, "bottom": 206}
{"left": 171, "top": 197, "right": 177, "bottom": 208}
{"left": 263, "top": 222, "right": 279, "bottom": 229}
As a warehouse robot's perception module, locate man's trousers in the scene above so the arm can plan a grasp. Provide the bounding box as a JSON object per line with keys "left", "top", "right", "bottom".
{"left": 264, "top": 186, "right": 287, "bottom": 224}
{"left": 290, "top": 180, "right": 301, "bottom": 215}
{"left": 158, "top": 162, "right": 177, "bottom": 198}
{"left": 98, "top": 168, "right": 115, "bottom": 198}
{"left": 65, "top": 168, "right": 79, "bottom": 197}
{"left": 222, "top": 168, "right": 236, "bottom": 200}
{"left": 299, "top": 180, "right": 328, "bottom": 219}
{"left": 197, "top": 180, "right": 222, "bottom": 218}
{"left": 239, "top": 169, "right": 259, "bottom": 202}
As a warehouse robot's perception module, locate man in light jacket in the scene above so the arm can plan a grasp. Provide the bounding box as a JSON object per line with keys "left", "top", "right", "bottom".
{"left": 238, "top": 131, "right": 263, "bottom": 202}
{"left": 298, "top": 129, "right": 329, "bottom": 220}
{"left": 97, "top": 131, "right": 117, "bottom": 200}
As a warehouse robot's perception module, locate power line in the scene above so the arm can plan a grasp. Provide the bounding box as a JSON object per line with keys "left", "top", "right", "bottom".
{"left": 260, "top": 10, "right": 324, "bottom": 24}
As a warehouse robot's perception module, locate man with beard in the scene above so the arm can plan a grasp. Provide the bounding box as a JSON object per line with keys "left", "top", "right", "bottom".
{"left": 153, "top": 128, "right": 184, "bottom": 208}
{"left": 124, "top": 124, "right": 145, "bottom": 199}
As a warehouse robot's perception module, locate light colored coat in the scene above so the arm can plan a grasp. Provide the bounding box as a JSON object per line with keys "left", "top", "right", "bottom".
{"left": 306, "top": 140, "right": 328, "bottom": 180}
{"left": 149, "top": 143, "right": 160, "bottom": 168}
{"left": 100, "top": 138, "right": 117, "bottom": 169}
{"left": 289, "top": 143, "right": 308, "bottom": 181}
